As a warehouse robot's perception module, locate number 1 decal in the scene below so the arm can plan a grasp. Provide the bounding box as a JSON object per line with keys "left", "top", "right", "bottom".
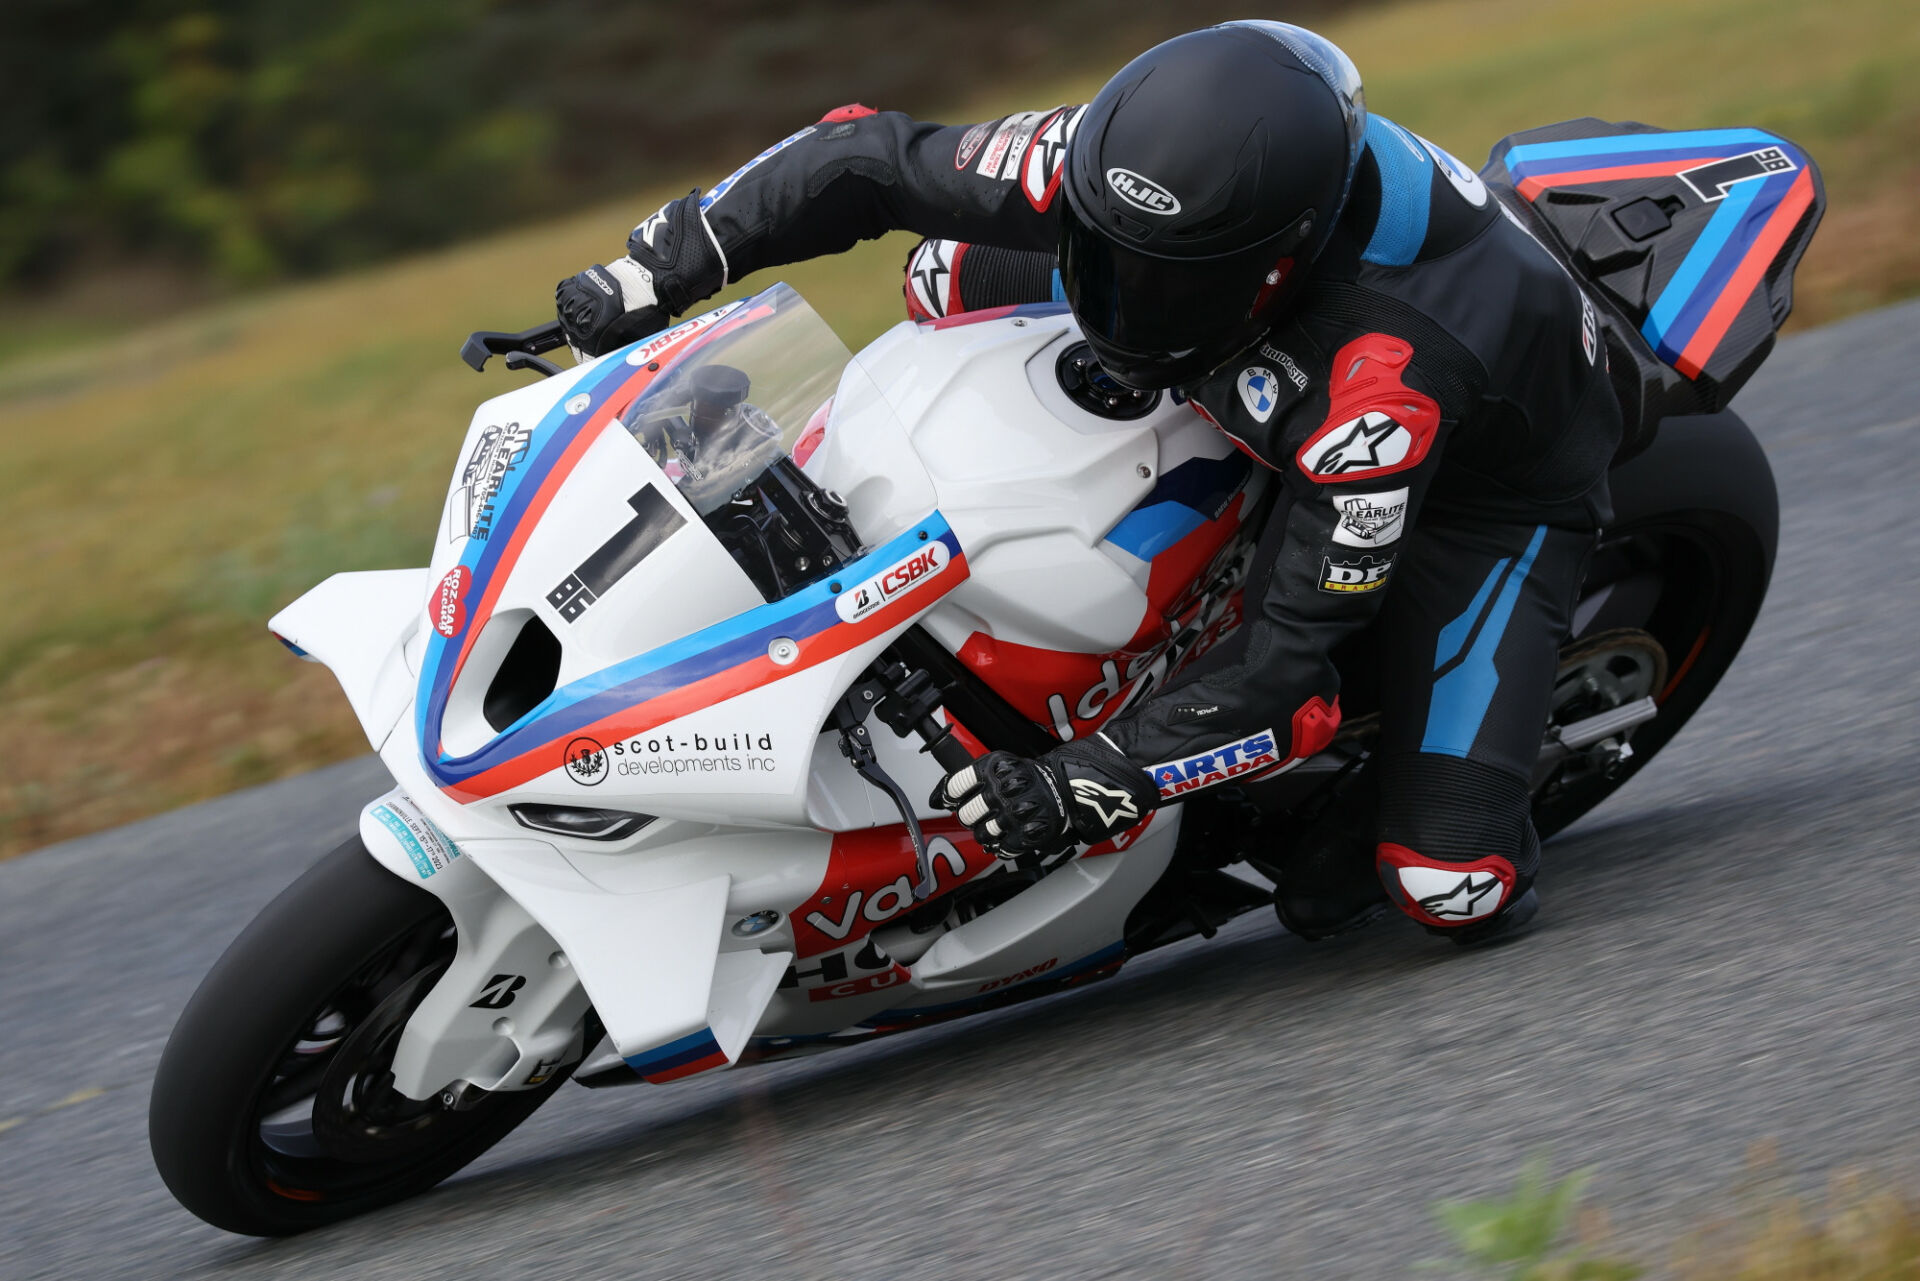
{"left": 1678, "top": 147, "right": 1797, "bottom": 202}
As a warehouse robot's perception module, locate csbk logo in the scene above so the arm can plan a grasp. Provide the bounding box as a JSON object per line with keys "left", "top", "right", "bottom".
{"left": 1105, "top": 167, "right": 1182, "bottom": 216}
{"left": 835, "top": 540, "right": 950, "bottom": 623}
{"left": 432, "top": 566, "right": 470, "bottom": 638}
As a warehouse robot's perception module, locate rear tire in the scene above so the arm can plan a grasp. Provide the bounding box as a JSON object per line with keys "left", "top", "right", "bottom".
{"left": 149, "top": 837, "right": 573, "bottom": 1235}
{"left": 1532, "top": 410, "right": 1778, "bottom": 837}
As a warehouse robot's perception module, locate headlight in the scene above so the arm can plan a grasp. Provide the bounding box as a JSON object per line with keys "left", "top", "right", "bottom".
{"left": 508, "top": 804, "right": 655, "bottom": 841}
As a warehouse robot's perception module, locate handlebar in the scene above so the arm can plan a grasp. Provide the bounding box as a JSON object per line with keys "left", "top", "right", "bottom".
{"left": 460, "top": 321, "right": 569, "bottom": 375}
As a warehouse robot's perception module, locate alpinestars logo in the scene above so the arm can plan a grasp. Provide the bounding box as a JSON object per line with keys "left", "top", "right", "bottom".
{"left": 1070, "top": 778, "right": 1138, "bottom": 828}
{"left": 1299, "top": 411, "right": 1414, "bottom": 477}
{"left": 908, "top": 239, "right": 955, "bottom": 319}
{"left": 1416, "top": 872, "right": 1503, "bottom": 920}
{"left": 1237, "top": 366, "right": 1281, "bottom": 422}
{"left": 1021, "top": 108, "right": 1074, "bottom": 211}
{"left": 632, "top": 205, "right": 670, "bottom": 252}
{"left": 1330, "top": 487, "right": 1409, "bottom": 547}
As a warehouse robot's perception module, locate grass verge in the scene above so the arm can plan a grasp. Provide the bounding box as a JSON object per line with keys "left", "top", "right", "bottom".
{"left": 3, "top": 0, "right": 1917, "bottom": 856}
{"left": 1430, "top": 1152, "right": 1920, "bottom": 1279}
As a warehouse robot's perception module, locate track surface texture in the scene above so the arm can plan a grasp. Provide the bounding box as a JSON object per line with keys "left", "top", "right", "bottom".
{"left": 4, "top": 302, "right": 1918, "bottom": 1279}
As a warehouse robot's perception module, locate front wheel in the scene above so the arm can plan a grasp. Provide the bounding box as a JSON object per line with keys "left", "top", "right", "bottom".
{"left": 149, "top": 837, "right": 574, "bottom": 1235}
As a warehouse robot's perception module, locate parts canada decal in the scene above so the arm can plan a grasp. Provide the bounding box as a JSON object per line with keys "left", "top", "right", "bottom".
{"left": 1149, "top": 728, "right": 1283, "bottom": 800}
{"left": 422, "top": 517, "right": 968, "bottom": 803}
{"left": 1500, "top": 128, "right": 1816, "bottom": 378}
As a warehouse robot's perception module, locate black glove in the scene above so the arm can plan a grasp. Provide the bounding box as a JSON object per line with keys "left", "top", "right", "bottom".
{"left": 931, "top": 735, "right": 1160, "bottom": 859}
{"left": 555, "top": 190, "right": 730, "bottom": 358}
{"left": 554, "top": 259, "right": 666, "bottom": 358}
{"left": 624, "top": 189, "right": 727, "bottom": 315}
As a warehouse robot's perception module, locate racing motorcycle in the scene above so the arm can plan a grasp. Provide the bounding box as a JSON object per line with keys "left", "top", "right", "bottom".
{"left": 150, "top": 119, "right": 1820, "bottom": 1234}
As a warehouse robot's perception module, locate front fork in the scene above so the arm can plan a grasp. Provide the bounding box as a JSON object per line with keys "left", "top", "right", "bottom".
{"left": 358, "top": 791, "right": 593, "bottom": 1101}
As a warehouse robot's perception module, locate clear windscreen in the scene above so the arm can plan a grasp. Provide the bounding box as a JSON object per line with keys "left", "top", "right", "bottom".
{"left": 619, "top": 283, "right": 865, "bottom": 602}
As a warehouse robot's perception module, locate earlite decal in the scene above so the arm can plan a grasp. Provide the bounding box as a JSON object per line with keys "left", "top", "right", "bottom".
{"left": 835, "top": 541, "right": 950, "bottom": 623}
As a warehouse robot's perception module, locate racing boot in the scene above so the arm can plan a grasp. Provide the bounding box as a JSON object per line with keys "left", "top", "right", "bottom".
{"left": 1273, "top": 767, "right": 1389, "bottom": 940}
{"left": 1433, "top": 886, "right": 1540, "bottom": 947}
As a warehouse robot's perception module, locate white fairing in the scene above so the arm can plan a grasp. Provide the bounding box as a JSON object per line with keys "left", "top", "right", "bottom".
{"left": 268, "top": 569, "right": 427, "bottom": 750}
{"left": 281, "top": 292, "right": 1260, "bottom": 1098}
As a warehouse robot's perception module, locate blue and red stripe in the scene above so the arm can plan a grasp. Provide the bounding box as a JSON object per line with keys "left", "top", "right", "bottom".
{"left": 416, "top": 302, "right": 755, "bottom": 763}
{"left": 426, "top": 520, "right": 967, "bottom": 801}
{"left": 1501, "top": 128, "right": 1813, "bottom": 379}
{"left": 626, "top": 1026, "right": 729, "bottom": 1083}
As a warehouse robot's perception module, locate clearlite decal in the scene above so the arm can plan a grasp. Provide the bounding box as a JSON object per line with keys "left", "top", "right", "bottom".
{"left": 1330, "top": 487, "right": 1409, "bottom": 547}
{"left": 448, "top": 422, "right": 533, "bottom": 543}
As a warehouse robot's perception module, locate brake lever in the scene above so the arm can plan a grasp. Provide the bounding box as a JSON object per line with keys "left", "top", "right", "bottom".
{"left": 831, "top": 679, "right": 940, "bottom": 900}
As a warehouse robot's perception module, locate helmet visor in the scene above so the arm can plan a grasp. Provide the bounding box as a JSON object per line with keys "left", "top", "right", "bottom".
{"left": 1058, "top": 195, "right": 1308, "bottom": 389}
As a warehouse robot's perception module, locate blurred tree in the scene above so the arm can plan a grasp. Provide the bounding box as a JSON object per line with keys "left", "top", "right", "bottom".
{"left": 1, "top": 0, "right": 1317, "bottom": 292}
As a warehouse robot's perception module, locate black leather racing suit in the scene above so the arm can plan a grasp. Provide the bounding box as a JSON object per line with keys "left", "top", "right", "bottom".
{"left": 632, "top": 103, "right": 1622, "bottom": 931}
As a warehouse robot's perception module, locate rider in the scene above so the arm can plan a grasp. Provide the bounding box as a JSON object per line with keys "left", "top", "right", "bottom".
{"left": 554, "top": 22, "right": 1622, "bottom": 946}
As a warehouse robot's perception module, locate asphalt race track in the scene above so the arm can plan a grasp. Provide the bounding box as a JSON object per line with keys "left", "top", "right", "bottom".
{"left": 4, "top": 301, "right": 1918, "bottom": 1280}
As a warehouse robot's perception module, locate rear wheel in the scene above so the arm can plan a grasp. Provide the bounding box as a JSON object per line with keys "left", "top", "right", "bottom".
{"left": 149, "top": 837, "right": 575, "bottom": 1235}
{"left": 1530, "top": 410, "right": 1777, "bottom": 837}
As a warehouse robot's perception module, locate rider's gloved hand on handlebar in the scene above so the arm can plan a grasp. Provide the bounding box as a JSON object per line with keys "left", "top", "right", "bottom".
{"left": 554, "top": 259, "right": 665, "bottom": 358}
{"left": 555, "top": 190, "right": 729, "bottom": 358}
{"left": 931, "top": 736, "right": 1160, "bottom": 860}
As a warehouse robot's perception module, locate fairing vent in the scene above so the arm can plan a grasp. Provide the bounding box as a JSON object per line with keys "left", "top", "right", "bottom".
{"left": 483, "top": 615, "right": 562, "bottom": 733}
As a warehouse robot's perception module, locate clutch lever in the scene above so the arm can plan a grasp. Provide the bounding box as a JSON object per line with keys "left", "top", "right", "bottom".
{"left": 461, "top": 320, "right": 569, "bottom": 373}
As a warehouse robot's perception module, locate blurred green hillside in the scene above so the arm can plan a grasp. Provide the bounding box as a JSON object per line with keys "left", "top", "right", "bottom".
{"left": 2, "top": 0, "right": 1916, "bottom": 855}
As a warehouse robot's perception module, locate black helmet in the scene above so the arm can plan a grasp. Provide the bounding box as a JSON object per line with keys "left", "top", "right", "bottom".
{"left": 1058, "top": 22, "right": 1366, "bottom": 389}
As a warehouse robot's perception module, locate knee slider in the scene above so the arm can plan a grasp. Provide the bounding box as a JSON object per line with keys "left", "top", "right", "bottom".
{"left": 1373, "top": 753, "right": 1539, "bottom": 929}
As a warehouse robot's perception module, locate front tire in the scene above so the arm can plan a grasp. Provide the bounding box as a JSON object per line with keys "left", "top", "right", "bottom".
{"left": 149, "top": 837, "right": 572, "bottom": 1235}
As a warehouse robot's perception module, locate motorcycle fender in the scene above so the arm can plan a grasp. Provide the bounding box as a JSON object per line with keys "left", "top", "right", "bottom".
{"left": 452, "top": 838, "right": 791, "bottom": 1084}
{"left": 270, "top": 569, "right": 428, "bottom": 751}
{"left": 362, "top": 792, "right": 594, "bottom": 1100}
